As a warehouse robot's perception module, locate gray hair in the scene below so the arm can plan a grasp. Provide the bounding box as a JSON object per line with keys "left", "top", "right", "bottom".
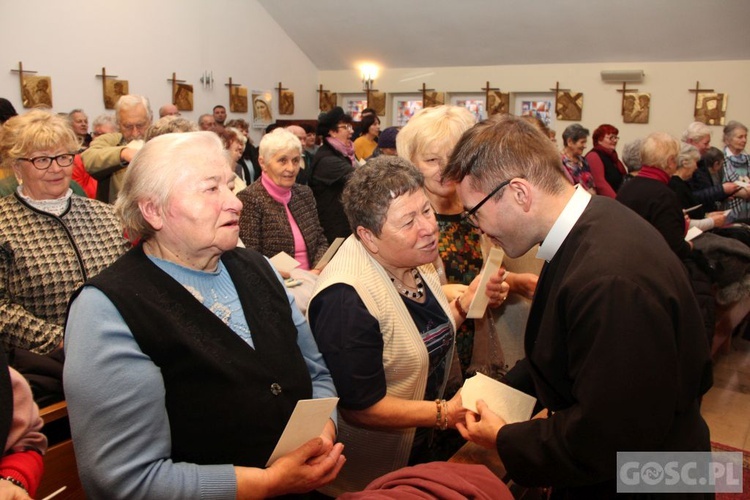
{"left": 640, "top": 132, "right": 680, "bottom": 171}
{"left": 681, "top": 121, "right": 711, "bottom": 143}
{"left": 91, "top": 113, "right": 117, "bottom": 133}
{"left": 621, "top": 139, "right": 643, "bottom": 171}
{"left": 115, "top": 131, "right": 229, "bottom": 241}
{"left": 343, "top": 156, "right": 424, "bottom": 238}
{"left": 561, "top": 124, "right": 589, "bottom": 146}
{"left": 114, "top": 95, "right": 153, "bottom": 123}
{"left": 677, "top": 142, "right": 700, "bottom": 170}
{"left": 723, "top": 120, "right": 748, "bottom": 145}
{"left": 145, "top": 116, "right": 198, "bottom": 142}
{"left": 68, "top": 109, "right": 87, "bottom": 121}
{"left": 259, "top": 127, "right": 301, "bottom": 162}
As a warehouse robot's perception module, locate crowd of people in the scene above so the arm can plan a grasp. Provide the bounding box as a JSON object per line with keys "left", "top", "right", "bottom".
{"left": 0, "top": 92, "right": 746, "bottom": 498}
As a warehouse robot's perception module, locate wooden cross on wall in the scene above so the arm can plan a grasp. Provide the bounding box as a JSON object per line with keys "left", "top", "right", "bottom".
{"left": 11, "top": 61, "right": 38, "bottom": 102}
{"left": 616, "top": 82, "right": 639, "bottom": 116}
{"left": 688, "top": 81, "right": 715, "bottom": 111}
{"left": 419, "top": 83, "right": 435, "bottom": 104}
{"left": 225, "top": 77, "right": 241, "bottom": 101}
{"left": 481, "top": 81, "right": 500, "bottom": 107}
{"left": 167, "top": 73, "right": 186, "bottom": 104}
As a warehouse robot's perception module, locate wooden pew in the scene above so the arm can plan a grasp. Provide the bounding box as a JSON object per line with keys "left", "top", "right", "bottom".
{"left": 36, "top": 401, "right": 85, "bottom": 500}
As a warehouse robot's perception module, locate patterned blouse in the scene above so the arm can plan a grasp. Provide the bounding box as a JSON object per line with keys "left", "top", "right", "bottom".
{"left": 561, "top": 153, "right": 597, "bottom": 194}
{"left": 436, "top": 213, "right": 483, "bottom": 376}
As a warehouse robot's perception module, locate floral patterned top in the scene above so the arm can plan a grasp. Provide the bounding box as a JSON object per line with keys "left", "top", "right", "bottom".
{"left": 561, "top": 153, "right": 597, "bottom": 195}
{"left": 436, "top": 213, "right": 483, "bottom": 376}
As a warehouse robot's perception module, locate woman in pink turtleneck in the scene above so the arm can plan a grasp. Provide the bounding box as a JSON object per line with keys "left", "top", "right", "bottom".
{"left": 237, "top": 128, "right": 329, "bottom": 273}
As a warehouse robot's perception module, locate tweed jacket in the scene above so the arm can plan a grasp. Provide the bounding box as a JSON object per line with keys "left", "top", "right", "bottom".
{"left": 0, "top": 193, "right": 128, "bottom": 353}
{"left": 237, "top": 181, "right": 329, "bottom": 267}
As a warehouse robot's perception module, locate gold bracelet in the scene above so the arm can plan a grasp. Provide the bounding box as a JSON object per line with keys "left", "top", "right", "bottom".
{"left": 435, "top": 399, "right": 449, "bottom": 431}
{"left": 455, "top": 294, "right": 468, "bottom": 318}
{"left": 441, "top": 399, "right": 449, "bottom": 430}
{"left": 435, "top": 398, "right": 443, "bottom": 430}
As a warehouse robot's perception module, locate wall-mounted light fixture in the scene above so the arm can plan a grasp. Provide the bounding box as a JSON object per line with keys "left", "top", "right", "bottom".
{"left": 601, "top": 70, "right": 644, "bottom": 83}
{"left": 200, "top": 70, "right": 214, "bottom": 90}
{"left": 360, "top": 63, "right": 379, "bottom": 92}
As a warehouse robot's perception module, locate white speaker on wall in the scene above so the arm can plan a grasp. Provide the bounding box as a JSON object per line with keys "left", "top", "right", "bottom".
{"left": 600, "top": 70, "right": 645, "bottom": 83}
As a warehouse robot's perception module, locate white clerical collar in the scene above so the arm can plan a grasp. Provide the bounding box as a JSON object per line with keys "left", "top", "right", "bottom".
{"left": 536, "top": 185, "right": 592, "bottom": 262}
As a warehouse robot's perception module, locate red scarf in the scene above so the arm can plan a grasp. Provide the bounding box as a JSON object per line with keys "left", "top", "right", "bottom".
{"left": 637, "top": 165, "right": 671, "bottom": 184}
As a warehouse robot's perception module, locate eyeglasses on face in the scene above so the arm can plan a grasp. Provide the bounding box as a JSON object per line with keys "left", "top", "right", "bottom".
{"left": 605, "top": 134, "right": 620, "bottom": 141}
{"left": 18, "top": 153, "right": 76, "bottom": 170}
{"left": 120, "top": 122, "right": 149, "bottom": 132}
{"left": 337, "top": 124, "right": 353, "bottom": 131}
{"left": 461, "top": 179, "right": 512, "bottom": 229}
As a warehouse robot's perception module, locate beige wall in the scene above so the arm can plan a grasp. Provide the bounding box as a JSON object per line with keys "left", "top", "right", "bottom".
{"left": 0, "top": 0, "right": 320, "bottom": 145}
{"left": 321, "top": 60, "right": 750, "bottom": 149}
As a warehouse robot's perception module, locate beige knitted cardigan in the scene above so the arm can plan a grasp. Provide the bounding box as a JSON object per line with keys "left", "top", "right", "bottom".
{"left": 309, "top": 235, "right": 457, "bottom": 495}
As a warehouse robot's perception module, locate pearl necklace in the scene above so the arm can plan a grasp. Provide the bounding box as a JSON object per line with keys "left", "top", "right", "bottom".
{"left": 389, "top": 268, "right": 425, "bottom": 299}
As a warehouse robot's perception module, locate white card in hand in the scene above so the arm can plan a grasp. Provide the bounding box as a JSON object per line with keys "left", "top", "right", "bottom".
{"left": 466, "top": 247, "right": 505, "bottom": 319}
{"left": 270, "top": 251, "right": 301, "bottom": 275}
{"left": 685, "top": 226, "right": 703, "bottom": 242}
{"left": 461, "top": 372, "right": 536, "bottom": 424}
{"left": 265, "top": 397, "right": 338, "bottom": 466}
{"left": 313, "top": 237, "right": 345, "bottom": 270}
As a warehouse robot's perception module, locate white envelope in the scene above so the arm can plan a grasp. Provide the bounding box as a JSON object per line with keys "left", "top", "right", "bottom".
{"left": 461, "top": 372, "right": 536, "bottom": 424}
{"left": 270, "top": 251, "right": 301, "bottom": 275}
{"left": 466, "top": 247, "right": 505, "bottom": 319}
{"left": 266, "top": 397, "right": 338, "bottom": 466}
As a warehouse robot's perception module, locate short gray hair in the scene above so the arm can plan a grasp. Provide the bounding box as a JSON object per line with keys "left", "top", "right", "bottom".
{"left": 145, "top": 116, "right": 198, "bottom": 142}
{"left": 621, "top": 139, "right": 643, "bottom": 171}
{"left": 91, "top": 113, "right": 117, "bottom": 132}
{"left": 561, "top": 124, "right": 589, "bottom": 146}
{"left": 723, "top": 120, "right": 748, "bottom": 145}
{"left": 677, "top": 142, "right": 700, "bottom": 170}
{"left": 681, "top": 121, "right": 711, "bottom": 143}
{"left": 115, "top": 131, "right": 229, "bottom": 242}
{"left": 115, "top": 95, "right": 153, "bottom": 123}
{"left": 259, "top": 127, "right": 301, "bottom": 162}
{"left": 342, "top": 156, "right": 424, "bottom": 238}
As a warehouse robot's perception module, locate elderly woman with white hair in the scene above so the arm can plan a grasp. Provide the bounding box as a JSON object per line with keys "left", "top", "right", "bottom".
{"left": 681, "top": 121, "right": 739, "bottom": 214}
{"left": 721, "top": 121, "right": 750, "bottom": 222}
{"left": 669, "top": 142, "right": 727, "bottom": 231}
{"left": 238, "top": 128, "right": 328, "bottom": 271}
{"left": 64, "top": 131, "right": 344, "bottom": 499}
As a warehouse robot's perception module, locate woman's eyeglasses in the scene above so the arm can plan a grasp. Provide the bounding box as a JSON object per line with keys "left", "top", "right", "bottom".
{"left": 18, "top": 153, "right": 76, "bottom": 170}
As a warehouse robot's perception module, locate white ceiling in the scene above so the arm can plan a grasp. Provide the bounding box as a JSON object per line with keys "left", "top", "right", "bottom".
{"left": 257, "top": 0, "right": 750, "bottom": 71}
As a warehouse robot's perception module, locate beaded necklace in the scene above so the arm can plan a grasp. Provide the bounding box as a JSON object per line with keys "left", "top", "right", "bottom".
{"left": 388, "top": 268, "right": 425, "bottom": 300}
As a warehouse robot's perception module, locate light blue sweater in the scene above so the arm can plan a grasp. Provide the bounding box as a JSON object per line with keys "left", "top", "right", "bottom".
{"left": 63, "top": 256, "right": 337, "bottom": 499}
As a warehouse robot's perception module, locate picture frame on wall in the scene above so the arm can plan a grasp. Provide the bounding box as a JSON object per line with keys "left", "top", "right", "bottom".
{"left": 694, "top": 92, "right": 727, "bottom": 126}
{"left": 623, "top": 92, "right": 650, "bottom": 124}
{"left": 555, "top": 91, "right": 583, "bottom": 121}
{"left": 513, "top": 92, "right": 555, "bottom": 130}
{"left": 342, "top": 94, "right": 368, "bottom": 121}
{"left": 369, "top": 91, "right": 386, "bottom": 116}
{"left": 450, "top": 93, "right": 486, "bottom": 121}
{"left": 104, "top": 79, "right": 128, "bottom": 109}
{"left": 391, "top": 94, "right": 423, "bottom": 127}
{"left": 21, "top": 75, "right": 53, "bottom": 109}
{"left": 487, "top": 90, "right": 510, "bottom": 116}
{"left": 319, "top": 91, "right": 337, "bottom": 112}
{"left": 252, "top": 90, "right": 273, "bottom": 129}
{"left": 174, "top": 83, "right": 194, "bottom": 112}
